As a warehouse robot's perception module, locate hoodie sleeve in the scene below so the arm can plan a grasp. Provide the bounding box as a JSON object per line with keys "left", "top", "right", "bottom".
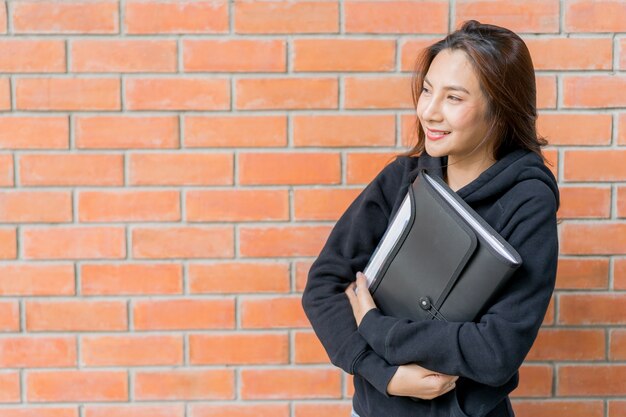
{"left": 356, "top": 181, "right": 559, "bottom": 387}
{"left": 301, "top": 158, "right": 407, "bottom": 397}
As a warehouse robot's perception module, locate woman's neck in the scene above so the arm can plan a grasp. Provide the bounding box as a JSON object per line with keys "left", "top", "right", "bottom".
{"left": 444, "top": 153, "right": 496, "bottom": 192}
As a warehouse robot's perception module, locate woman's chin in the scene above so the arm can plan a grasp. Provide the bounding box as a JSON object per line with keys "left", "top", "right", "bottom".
{"left": 425, "top": 142, "right": 449, "bottom": 158}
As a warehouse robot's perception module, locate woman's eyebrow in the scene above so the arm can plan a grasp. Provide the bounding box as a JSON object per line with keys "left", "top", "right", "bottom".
{"left": 424, "top": 77, "right": 470, "bottom": 95}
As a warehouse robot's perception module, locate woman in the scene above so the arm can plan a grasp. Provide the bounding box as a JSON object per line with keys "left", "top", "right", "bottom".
{"left": 301, "top": 20, "right": 559, "bottom": 417}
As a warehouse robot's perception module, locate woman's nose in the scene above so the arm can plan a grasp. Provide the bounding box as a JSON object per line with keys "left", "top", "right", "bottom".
{"left": 421, "top": 96, "right": 443, "bottom": 122}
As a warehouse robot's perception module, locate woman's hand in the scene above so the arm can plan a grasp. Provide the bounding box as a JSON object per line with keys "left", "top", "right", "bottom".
{"left": 344, "top": 271, "right": 377, "bottom": 326}
{"left": 387, "top": 363, "right": 459, "bottom": 400}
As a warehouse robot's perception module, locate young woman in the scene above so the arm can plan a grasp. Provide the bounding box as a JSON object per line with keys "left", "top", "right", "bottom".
{"left": 301, "top": 20, "right": 559, "bottom": 417}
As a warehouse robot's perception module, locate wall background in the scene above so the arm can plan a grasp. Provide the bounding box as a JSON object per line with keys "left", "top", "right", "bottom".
{"left": 0, "top": 0, "right": 625, "bottom": 416}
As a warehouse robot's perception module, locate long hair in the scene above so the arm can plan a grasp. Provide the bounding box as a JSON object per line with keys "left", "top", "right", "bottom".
{"left": 397, "top": 20, "right": 547, "bottom": 162}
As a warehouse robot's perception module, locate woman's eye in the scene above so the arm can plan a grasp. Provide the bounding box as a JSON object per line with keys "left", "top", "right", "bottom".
{"left": 448, "top": 96, "right": 461, "bottom": 101}
{"left": 421, "top": 87, "right": 430, "bottom": 93}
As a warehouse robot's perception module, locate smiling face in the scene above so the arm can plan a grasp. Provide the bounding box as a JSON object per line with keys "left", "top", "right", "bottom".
{"left": 416, "top": 48, "right": 495, "bottom": 167}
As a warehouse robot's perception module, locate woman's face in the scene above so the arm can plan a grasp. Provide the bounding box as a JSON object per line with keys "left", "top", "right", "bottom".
{"left": 416, "top": 48, "right": 494, "bottom": 165}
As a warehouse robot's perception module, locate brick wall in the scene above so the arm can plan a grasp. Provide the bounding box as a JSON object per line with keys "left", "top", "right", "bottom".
{"left": 0, "top": 1, "right": 624, "bottom": 416}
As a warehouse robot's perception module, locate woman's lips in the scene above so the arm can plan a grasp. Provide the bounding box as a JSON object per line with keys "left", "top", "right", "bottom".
{"left": 426, "top": 128, "right": 450, "bottom": 141}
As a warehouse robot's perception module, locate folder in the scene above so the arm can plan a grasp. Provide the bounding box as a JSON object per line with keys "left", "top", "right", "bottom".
{"left": 363, "top": 170, "right": 522, "bottom": 322}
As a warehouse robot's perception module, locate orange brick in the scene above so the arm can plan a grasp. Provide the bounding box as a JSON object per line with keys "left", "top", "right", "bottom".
{"left": 26, "top": 300, "right": 127, "bottom": 332}
{"left": 184, "top": 39, "right": 285, "bottom": 72}
{"left": 293, "top": 114, "right": 395, "bottom": 147}
{"left": 293, "top": 39, "right": 395, "bottom": 72}
{"left": 345, "top": 76, "right": 413, "bottom": 109}
{"left": 185, "top": 115, "right": 286, "bottom": 148}
{"left": 0, "top": 154, "right": 13, "bottom": 186}
{"left": 240, "top": 225, "right": 330, "bottom": 258}
{"left": 240, "top": 296, "right": 309, "bottom": 329}
{"left": 0, "top": 264, "right": 74, "bottom": 296}
{"left": 511, "top": 400, "right": 604, "bottom": 417}
{"left": 133, "top": 299, "right": 235, "bottom": 330}
{"left": 81, "top": 263, "right": 183, "bottom": 296}
{"left": 81, "top": 335, "right": 182, "bottom": 367}
{"left": 189, "top": 333, "right": 288, "bottom": 365}
{"left": 240, "top": 369, "right": 341, "bottom": 399}
{"left": 0, "top": 191, "right": 72, "bottom": 223}
{"left": 129, "top": 153, "right": 233, "bottom": 186}
{"left": 13, "top": 1, "right": 118, "bottom": 34}
{"left": 511, "top": 365, "right": 553, "bottom": 397}
{"left": 0, "top": 407, "right": 78, "bottom": 417}
{"left": 456, "top": 0, "right": 559, "bottom": 33}
{"left": 346, "top": 374, "right": 355, "bottom": 397}
{"left": 618, "top": 186, "right": 626, "bottom": 218}
{"left": 525, "top": 37, "right": 612, "bottom": 70}
{"left": 294, "top": 331, "right": 330, "bottom": 364}
{"left": 559, "top": 293, "right": 626, "bottom": 325}
{"left": 561, "top": 223, "right": 626, "bottom": 255}
{"left": 565, "top": 0, "right": 626, "bottom": 32}
{"left": 132, "top": 226, "right": 234, "bottom": 259}
{"left": 22, "top": 226, "right": 126, "bottom": 260}
{"left": 190, "top": 403, "right": 289, "bottom": 417}
{"left": 0, "top": 116, "right": 68, "bottom": 149}
{"left": 0, "top": 77, "right": 9, "bottom": 110}
{"left": 0, "top": 1, "right": 5, "bottom": 33}
{"left": 536, "top": 75, "right": 557, "bottom": 109}
{"left": 0, "top": 337, "right": 76, "bottom": 368}
{"left": 526, "top": 329, "right": 605, "bottom": 361}
{"left": 295, "top": 260, "right": 314, "bottom": 292}
{"left": 19, "top": 154, "right": 123, "bottom": 186}
{"left": 295, "top": 403, "right": 353, "bottom": 417}
{"left": 345, "top": 1, "right": 447, "bottom": 34}
{"left": 563, "top": 76, "right": 626, "bottom": 108}
{"left": 556, "top": 258, "right": 609, "bottom": 289}
{"left": 609, "top": 401, "right": 626, "bottom": 417}
{"left": 559, "top": 365, "right": 626, "bottom": 396}
{"left": 620, "top": 114, "right": 626, "bottom": 144}
{"left": 565, "top": 150, "right": 626, "bottom": 181}
{"left": 125, "top": 0, "right": 228, "bottom": 34}
{"left": 27, "top": 371, "right": 127, "bottom": 402}
{"left": 0, "top": 301, "right": 19, "bottom": 331}
{"left": 558, "top": 187, "right": 611, "bottom": 219}
{"left": 72, "top": 40, "right": 176, "bottom": 72}
{"left": 79, "top": 190, "right": 180, "bottom": 222}
{"left": 16, "top": 78, "right": 120, "bottom": 111}
{"left": 610, "top": 330, "right": 626, "bottom": 360}
{"left": 346, "top": 152, "right": 400, "bottom": 184}
{"left": 0, "top": 228, "right": 16, "bottom": 259}
{"left": 294, "top": 188, "right": 363, "bottom": 221}
{"left": 186, "top": 189, "right": 289, "bottom": 222}
{"left": 234, "top": 1, "right": 338, "bottom": 34}
{"left": 134, "top": 370, "right": 234, "bottom": 400}
{"left": 537, "top": 113, "right": 612, "bottom": 146}
{"left": 543, "top": 295, "right": 555, "bottom": 326}
{"left": 239, "top": 152, "right": 340, "bottom": 185}
{"left": 400, "top": 38, "right": 441, "bottom": 72}
{"left": 84, "top": 404, "right": 183, "bottom": 417}
{"left": 0, "top": 40, "right": 65, "bottom": 72}
{"left": 236, "top": 78, "right": 338, "bottom": 110}
{"left": 615, "top": 258, "right": 626, "bottom": 290}
{"left": 401, "top": 113, "right": 419, "bottom": 148}
{"left": 0, "top": 372, "right": 20, "bottom": 402}
{"left": 188, "top": 262, "right": 290, "bottom": 294}
{"left": 125, "top": 78, "right": 230, "bottom": 111}
{"left": 76, "top": 116, "right": 178, "bottom": 149}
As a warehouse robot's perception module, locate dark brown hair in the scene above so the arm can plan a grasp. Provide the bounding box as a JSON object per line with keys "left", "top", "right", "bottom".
{"left": 397, "top": 19, "right": 547, "bottom": 162}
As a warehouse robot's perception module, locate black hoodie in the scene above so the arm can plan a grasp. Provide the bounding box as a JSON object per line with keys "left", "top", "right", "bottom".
{"left": 301, "top": 149, "right": 559, "bottom": 417}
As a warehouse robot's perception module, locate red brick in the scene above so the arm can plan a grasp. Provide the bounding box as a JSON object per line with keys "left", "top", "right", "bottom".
{"left": 0, "top": 301, "right": 19, "bottom": 331}
{"left": 236, "top": 78, "right": 338, "bottom": 110}
{"left": 22, "top": 226, "right": 125, "bottom": 260}
{"left": 345, "top": 76, "right": 413, "bottom": 109}
{"left": 133, "top": 299, "right": 235, "bottom": 330}
{"left": 0, "top": 372, "right": 20, "bottom": 402}
{"left": 0, "top": 337, "right": 76, "bottom": 368}
{"left": 0, "top": 1, "right": 6, "bottom": 34}
{"left": 125, "top": 0, "right": 228, "bottom": 34}
{"left": 563, "top": 76, "right": 626, "bottom": 108}
{"left": 134, "top": 370, "right": 234, "bottom": 400}
{"left": 526, "top": 329, "right": 605, "bottom": 361}
{"left": 295, "top": 260, "right": 315, "bottom": 292}
{"left": 294, "top": 331, "right": 330, "bottom": 364}
{"left": 129, "top": 153, "right": 233, "bottom": 186}
{"left": 537, "top": 113, "right": 612, "bottom": 146}
{"left": 240, "top": 296, "right": 309, "bottom": 329}
{"left": 27, "top": 370, "right": 127, "bottom": 402}
{"left": 81, "top": 263, "right": 183, "bottom": 296}
{"left": 0, "top": 264, "right": 74, "bottom": 296}
{"left": 184, "top": 39, "right": 285, "bottom": 72}
{"left": 511, "top": 365, "right": 553, "bottom": 397}
{"left": 19, "top": 154, "right": 123, "bottom": 186}
{"left": 82, "top": 335, "right": 182, "bottom": 366}
{"left": 293, "top": 114, "right": 395, "bottom": 147}
{"left": 0, "top": 228, "right": 16, "bottom": 259}
{"left": 240, "top": 225, "right": 331, "bottom": 258}
{"left": 609, "top": 401, "right": 626, "bottom": 417}
{"left": 293, "top": 39, "right": 395, "bottom": 72}
{"left": 79, "top": 190, "right": 180, "bottom": 222}
{"left": 240, "top": 369, "right": 341, "bottom": 399}
{"left": 189, "top": 333, "right": 288, "bottom": 365}
{"left": 186, "top": 189, "right": 289, "bottom": 222}
{"left": 618, "top": 186, "right": 626, "bottom": 218}
{"left": 239, "top": 152, "right": 340, "bottom": 185}
{"left": 558, "top": 187, "right": 611, "bottom": 219}
{"left": 190, "top": 404, "right": 289, "bottom": 417}
{"left": 558, "top": 365, "right": 626, "bottom": 396}
{"left": 346, "top": 152, "right": 400, "bottom": 184}
{"left": 543, "top": 295, "right": 555, "bottom": 326}
{"left": 0, "top": 154, "right": 13, "bottom": 186}
{"left": 456, "top": 0, "right": 559, "bottom": 33}
{"left": 0, "top": 116, "right": 68, "bottom": 149}
{"left": 0, "top": 40, "right": 65, "bottom": 72}
{"left": 188, "top": 262, "right": 290, "bottom": 294}
{"left": 561, "top": 223, "right": 626, "bottom": 255}
{"left": 185, "top": 115, "right": 286, "bottom": 148}
{"left": 71, "top": 40, "right": 177, "bottom": 72}
{"left": 511, "top": 400, "right": 604, "bottom": 417}
{"left": 234, "top": 1, "right": 338, "bottom": 34}
{"left": 556, "top": 258, "right": 609, "bottom": 289}
{"left": 621, "top": 40, "right": 626, "bottom": 70}
{"left": 0, "top": 191, "right": 72, "bottom": 223}
{"left": 125, "top": 78, "right": 230, "bottom": 111}
{"left": 132, "top": 226, "right": 234, "bottom": 259}
{"left": 0, "top": 408, "right": 78, "bottom": 417}
{"left": 76, "top": 116, "right": 178, "bottom": 149}
{"left": 565, "top": 150, "right": 626, "bottom": 181}
{"left": 559, "top": 293, "right": 626, "bottom": 325}
{"left": 84, "top": 404, "right": 183, "bottom": 417}
{"left": 295, "top": 403, "right": 353, "bottom": 417}
{"left": 16, "top": 78, "right": 120, "bottom": 111}
{"left": 615, "top": 258, "right": 626, "bottom": 290}
{"left": 565, "top": 0, "right": 626, "bottom": 32}
{"left": 345, "top": 1, "right": 447, "bottom": 34}
{"left": 399, "top": 38, "right": 441, "bottom": 72}
{"left": 26, "top": 300, "right": 127, "bottom": 332}
{"left": 610, "top": 329, "right": 626, "bottom": 361}
{"left": 537, "top": 75, "right": 557, "bottom": 109}
{"left": 0, "top": 78, "right": 9, "bottom": 110}
{"left": 525, "top": 37, "right": 612, "bottom": 70}
{"left": 12, "top": 1, "right": 119, "bottom": 34}
{"left": 294, "top": 188, "right": 363, "bottom": 221}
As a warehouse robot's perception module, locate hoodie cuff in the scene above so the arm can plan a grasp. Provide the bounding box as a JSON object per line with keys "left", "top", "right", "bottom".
{"left": 352, "top": 349, "right": 398, "bottom": 398}
{"left": 358, "top": 308, "right": 400, "bottom": 361}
